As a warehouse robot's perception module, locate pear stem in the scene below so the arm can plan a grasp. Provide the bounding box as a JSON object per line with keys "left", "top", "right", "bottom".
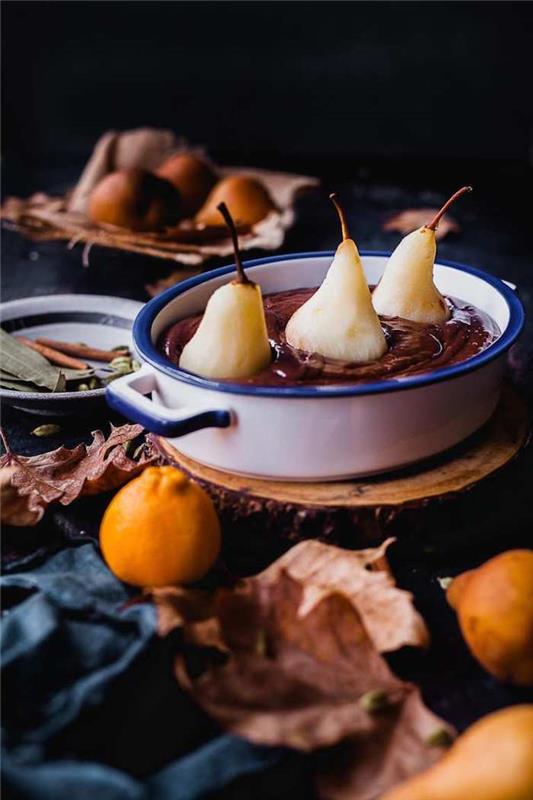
{"left": 329, "top": 193, "right": 350, "bottom": 241}
{"left": 426, "top": 185, "right": 473, "bottom": 231}
{"left": 217, "top": 202, "right": 251, "bottom": 285}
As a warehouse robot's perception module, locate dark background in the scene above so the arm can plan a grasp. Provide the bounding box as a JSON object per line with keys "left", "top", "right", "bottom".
{"left": 2, "top": 4, "right": 533, "bottom": 799}
{"left": 3, "top": 0, "right": 533, "bottom": 191}
{"left": 2, "top": 0, "right": 532, "bottom": 302}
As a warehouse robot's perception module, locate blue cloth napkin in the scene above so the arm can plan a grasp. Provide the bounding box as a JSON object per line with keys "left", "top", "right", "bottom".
{"left": 1, "top": 544, "right": 289, "bottom": 799}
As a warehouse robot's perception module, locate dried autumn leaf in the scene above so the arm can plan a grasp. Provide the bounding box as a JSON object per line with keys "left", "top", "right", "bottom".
{"left": 255, "top": 538, "right": 429, "bottom": 652}
{"left": 0, "top": 466, "right": 41, "bottom": 526}
{"left": 144, "top": 268, "right": 202, "bottom": 298}
{"left": 315, "top": 692, "right": 451, "bottom": 800}
{"left": 150, "top": 585, "right": 222, "bottom": 646}
{"left": 152, "top": 539, "right": 427, "bottom": 652}
{"left": 382, "top": 209, "right": 460, "bottom": 240}
{"left": 79, "top": 426, "right": 157, "bottom": 495}
{"left": 0, "top": 424, "right": 159, "bottom": 526}
{"left": 163, "top": 571, "right": 451, "bottom": 799}
{"left": 152, "top": 543, "right": 449, "bottom": 796}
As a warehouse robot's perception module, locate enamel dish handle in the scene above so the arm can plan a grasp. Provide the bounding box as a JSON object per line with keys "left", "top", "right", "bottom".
{"left": 106, "top": 366, "right": 231, "bottom": 437}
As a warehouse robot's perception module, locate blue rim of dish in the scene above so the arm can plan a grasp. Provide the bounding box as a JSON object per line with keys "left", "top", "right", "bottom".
{"left": 133, "top": 251, "right": 525, "bottom": 398}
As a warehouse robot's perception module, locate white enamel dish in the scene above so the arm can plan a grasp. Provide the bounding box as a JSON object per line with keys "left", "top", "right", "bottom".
{"left": 0, "top": 294, "right": 143, "bottom": 415}
{"left": 106, "top": 253, "right": 524, "bottom": 481}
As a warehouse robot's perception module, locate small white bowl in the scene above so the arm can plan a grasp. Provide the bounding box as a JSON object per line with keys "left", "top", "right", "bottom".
{"left": 106, "top": 253, "right": 524, "bottom": 481}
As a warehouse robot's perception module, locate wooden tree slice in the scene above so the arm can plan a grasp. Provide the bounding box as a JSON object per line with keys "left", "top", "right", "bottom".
{"left": 156, "top": 386, "right": 527, "bottom": 508}
{"left": 153, "top": 386, "right": 529, "bottom": 562}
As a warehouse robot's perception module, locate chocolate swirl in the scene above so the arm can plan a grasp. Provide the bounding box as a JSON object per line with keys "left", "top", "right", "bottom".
{"left": 159, "top": 287, "right": 499, "bottom": 386}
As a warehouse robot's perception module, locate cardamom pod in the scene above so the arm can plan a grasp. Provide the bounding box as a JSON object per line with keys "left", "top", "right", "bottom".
{"left": 132, "top": 443, "right": 145, "bottom": 460}
{"left": 426, "top": 727, "right": 454, "bottom": 747}
{"left": 123, "top": 440, "right": 136, "bottom": 457}
{"left": 109, "top": 357, "right": 130, "bottom": 368}
{"left": 359, "top": 689, "right": 390, "bottom": 713}
{"left": 31, "top": 424, "right": 61, "bottom": 437}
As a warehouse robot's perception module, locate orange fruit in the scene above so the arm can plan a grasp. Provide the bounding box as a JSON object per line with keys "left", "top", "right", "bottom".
{"left": 100, "top": 466, "right": 221, "bottom": 587}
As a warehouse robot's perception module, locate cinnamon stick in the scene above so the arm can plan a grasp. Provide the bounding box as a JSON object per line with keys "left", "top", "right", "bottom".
{"left": 35, "top": 338, "right": 129, "bottom": 363}
{"left": 16, "top": 336, "right": 89, "bottom": 370}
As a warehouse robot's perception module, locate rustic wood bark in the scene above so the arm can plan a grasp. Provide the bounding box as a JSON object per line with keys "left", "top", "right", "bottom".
{"left": 152, "top": 386, "right": 529, "bottom": 565}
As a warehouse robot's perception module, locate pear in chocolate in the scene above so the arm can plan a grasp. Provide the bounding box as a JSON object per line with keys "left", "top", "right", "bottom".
{"left": 285, "top": 194, "right": 387, "bottom": 363}
{"left": 179, "top": 203, "right": 271, "bottom": 380}
{"left": 89, "top": 169, "right": 181, "bottom": 231}
{"left": 156, "top": 153, "right": 217, "bottom": 217}
{"left": 372, "top": 186, "right": 472, "bottom": 324}
{"left": 195, "top": 175, "right": 275, "bottom": 228}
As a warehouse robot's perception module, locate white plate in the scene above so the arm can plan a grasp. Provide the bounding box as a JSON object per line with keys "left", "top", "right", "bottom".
{"left": 0, "top": 294, "right": 143, "bottom": 415}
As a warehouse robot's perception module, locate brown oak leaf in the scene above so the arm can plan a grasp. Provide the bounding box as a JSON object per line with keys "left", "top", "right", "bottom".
{"left": 254, "top": 538, "right": 429, "bottom": 652}
{"left": 159, "top": 571, "right": 451, "bottom": 798}
{"left": 0, "top": 465, "right": 42, "bottom": 526}
{"left": 315, "top": 690, "right": 451, "bottom": 800}
{"left": 383, "top": 209, "right": 460, "bottom": 240}
{"left": 151, "top": 541, "right": 447, "bottom": 795}
{"left": 153, "top": 539, "right": 428, "bottom": 653}
{"left": 150, "top": 585, "right": 224, "bottom": 650}
{"left": 0, "top": 424, "right": 159, "bottom": 526}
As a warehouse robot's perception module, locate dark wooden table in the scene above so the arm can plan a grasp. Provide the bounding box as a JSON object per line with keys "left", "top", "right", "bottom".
{"left": 2, "top": 155, "right": 533, "bottom": 797}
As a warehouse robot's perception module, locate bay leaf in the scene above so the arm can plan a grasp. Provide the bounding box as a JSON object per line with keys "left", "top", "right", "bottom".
{"left": 0, "top": 330, "right": 65, "bottom": 391}
{"left": 0, "top": 369, "right": 23, "bottom": 379}
{"left": 63, "top": 368, "right": 95, "bottom": 381}
{"left": 2, "top": 365, "right": 94, "bottom": 379}
{"left": 0, "top": 377, "right": 42, "bottom": 392}
{"left": 0, "top": 366, "right": 95, "bottom": 393}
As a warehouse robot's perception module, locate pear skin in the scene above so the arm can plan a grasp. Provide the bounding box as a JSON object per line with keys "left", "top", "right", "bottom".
{"left": 381, "top": 705, "right": 533, "bottom": 800}
{"left": 285, "top": 194, "right": 387, "bottom": 363}
{"left": 89, "top": 169, "right": 181, "bottom": 231}
{"left": 286, "top": 239, "right": 387, "bottom": 362}
{"left": 195, "top": 175, "right": 275, "bottom": 227}
{"left": 179, "top": 201, "right": 271, "bottom": 380}
{"left": 372, "top": 226, "right": 449, "bottom": 323}
{"left": 373, "top": 186, "right": 472, "bottom": 324}
{"left": 157, "top": 153, "right": 217, "bottom": 217}
{"left": 179, "top": 280, "right": 271, "bottom": 380}
{"left": 447, "top": 550, "right": 533, "bottom": 686}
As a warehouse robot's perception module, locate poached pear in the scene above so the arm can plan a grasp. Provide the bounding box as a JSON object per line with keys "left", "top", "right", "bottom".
{"left": 195, "top": 175, "right": 275, "bottom": 228}
{"left": 372, "top": 186, "right": 472, "bottom": 324}
{"left": 179, "top": 202, "right": 271, "bottom": 380}
{"left": 285, "top": 193, "right": 387, "bottom": 363}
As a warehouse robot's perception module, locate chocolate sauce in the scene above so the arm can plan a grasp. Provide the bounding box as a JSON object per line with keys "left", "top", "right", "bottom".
{"left": 158, "top": 288, "right": 500, "bottom": 386}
